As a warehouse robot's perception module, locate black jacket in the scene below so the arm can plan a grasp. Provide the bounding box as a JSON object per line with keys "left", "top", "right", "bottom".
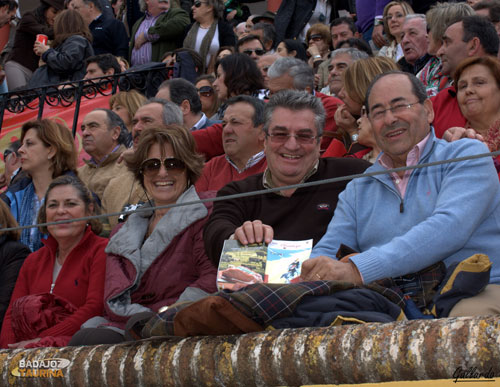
{"left": 89, "top": 13, "right": 129, "bottom": 57}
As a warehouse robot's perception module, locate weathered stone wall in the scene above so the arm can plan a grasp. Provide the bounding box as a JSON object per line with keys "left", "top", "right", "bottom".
{"left": 1, "top": 315, "right": 499, "bottom": 386}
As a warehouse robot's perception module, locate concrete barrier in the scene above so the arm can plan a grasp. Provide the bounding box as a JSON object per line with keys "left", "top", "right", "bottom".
{"left": 1, "top": 315, "right": 499, "bottom": 386}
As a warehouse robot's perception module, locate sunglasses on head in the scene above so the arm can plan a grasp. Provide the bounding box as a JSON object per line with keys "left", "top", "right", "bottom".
{"left": 242, "top": 48, "right": 266, "bottom": 56}
{"left": 309, "top": 34, "right": 323, "bottom": 42}
{"left": 193, "top": 1, "right": 207, "bottom": 7}
{"left": 197, "top": 85, "right": 214, "bottom": 97}
{"left": 140, "top": 157, "right": 185, "bottom": 176}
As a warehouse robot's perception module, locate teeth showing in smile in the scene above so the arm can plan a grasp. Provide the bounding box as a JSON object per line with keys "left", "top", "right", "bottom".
{"left": 155, "top": 181, "right": 174, "bottom": 186}
{"left": 387, "top": 130, "right": 404, "bottom": 138}
{"left": 282, "top": 154, "right": 301, "bottom": 159}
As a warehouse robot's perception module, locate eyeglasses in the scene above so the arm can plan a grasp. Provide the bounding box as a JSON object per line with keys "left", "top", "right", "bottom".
{"left": 193, "top": 1, "right": 207, "bottom": 7}
{"left": 369, "top": 101, "right": 421, "bottom": 121}
{"left": 267, "top": 131, "right": 319, "bottom": 145}
{"left": 197, "top": 85, "right": 214, "bottom": 97}
{"left": 140, "top": 157, "right": 185, "bottom": 176}
{"left": 242, "top": 49, "right": 266, "bottom": 56}
{"left": 308, "top": 34, "right": 323, "bottom": 42}
{"left": 385, "top": 12, "right": 405, "bottom": 21}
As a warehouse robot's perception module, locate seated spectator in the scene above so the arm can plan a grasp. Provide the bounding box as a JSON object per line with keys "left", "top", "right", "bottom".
{"left": 83, "top": 53, "right": 121, "bottom": 80}
{"left": 0, "top": 141, "right": 23, "bottom": 190}
{"left": 195, "top": 95, "right": 266, "bottom": 193}
{"left": 474, "top": 0, "right": 500, "bottom": 41}
{"left": 330, "top": 17, "right": 360, "bottom": 49}
{"left": 307, "top": 71, "right": 500, "bottom": 316}
{"left": 398, "top": 14, "right": 432, "bottom": 76}
{"left": 323, "top": 56, "right": 399, "bottom": 158}
{"left": 29, "top": 9, "right": 94, "bottom": 88}
{"left": 195, "top": 75, "right": 220, "bottom": 119}
{"left": 336, "top": 37, "right": 374, "bottom": 56}
{"left": 69, "top": 126, "right": 218, "bottom": 345}
{"left": 267, "top": 56, "right": 343, "bottom": 151}
{"left": 204, "top": 90, "right": 370, "bottom": 265}
{"left": 234, "top": 21, "right": 246, "bottom": 38}
{"left": 0, "top": 200, "right": 31, "bottom": 331}
{"left": 305, "top": 23, "right": 332, "bottom": 70}
{"left": 0, "top": 175, "right": 107, "bottom": 348}
{"left": 216, "top": 45, "right": 235, "bottom": 60}
{"left": 69, "top": 0, "right": 129, "bottom": 58}
{"left": 454, "top": 56, "right": 500, "bottom": 176}
{"left": 276, "top": 39, "right": 308, "bottom": 62}
{"left": 183, "top": 0, "right": 236, "bottom": 73}
{"left": 258, "top": 53, "right": 280, "bottom": 91}
{"left": 129, "top": 0, "right": 189, "bottom": 66}
{"left": 419, "top": 2, "right": 473, "bottom": 97}
{"left": 4, "top": 0, "right": 63, "bottom": 90}
{"left": 78, "top": 109, "right": 129, "bottom": 202}
{"left": 102, "top": 98, "right": 183, "bottom": 228}
{"left": 2, "top": 119, "right": 78, "bottom": 252}
{"left": 109, "top": 89, "right": 147, "bottom": 133}
{"left": 237, "top": 34, "right": 266, "bottom": 61}
{"left": 156, "top": 78, "right": 220, "bottom": 130}
{"left": 355, "top": 107, "right": 383, "bottom": 163}
{"left": 378, "top": 1, "right": 413, "bottom": 62}
{"left": 320, "top": 48, "right": 368, "bottom": 97}
{"left": 251, "top": 22, "right": 276, "bottom": 53}
{"left": 433, "top": 15, "right": 499, "bottom": 137}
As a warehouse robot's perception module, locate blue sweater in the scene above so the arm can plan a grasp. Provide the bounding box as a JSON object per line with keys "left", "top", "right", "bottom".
{"left": 312, "top": 130, "right": 500, "bottom": 284}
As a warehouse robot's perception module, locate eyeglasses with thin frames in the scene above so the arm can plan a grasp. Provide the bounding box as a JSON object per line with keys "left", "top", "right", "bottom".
{"left": 267, "top": 131, "right": 319, "bottom": 145}
{"left": 369, "top": 101, "right": 421, "bottom": 121}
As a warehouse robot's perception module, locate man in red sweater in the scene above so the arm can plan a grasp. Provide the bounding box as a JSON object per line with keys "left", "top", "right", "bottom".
{"left": 195, "top": 96, "right": 267, "bottom": 193}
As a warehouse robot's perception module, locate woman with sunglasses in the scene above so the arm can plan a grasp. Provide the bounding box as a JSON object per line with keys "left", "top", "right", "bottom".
{"left": 68, "top": 126, "right": 217, "bottom": 345}
{"left": 305, "top": 23, "right": 332, "bottom": 70}
{"left": 195, "top": 74, "right": 220, "bottom": 119}
{"left": 183, "top": 0, "right": 236, "bottom": 74}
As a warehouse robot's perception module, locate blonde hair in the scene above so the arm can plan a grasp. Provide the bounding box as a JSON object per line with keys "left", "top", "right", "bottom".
{"left": 0, "top": 199, "right": 21, "bottom": 240}
{"left": 383, "top": 1, "right": 414, "bottom": 42}
{"left": 109, "top": 90, "right": 147, "bottom": 128}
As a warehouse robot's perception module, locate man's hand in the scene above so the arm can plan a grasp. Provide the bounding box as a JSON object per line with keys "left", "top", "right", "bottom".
{"left": 234, "top": 220, "right": 273, "bottom": 245}
{"left": 372, "top": 24, "right": 387, "bottom": 48}
{"left": 300, "top": 256, "right": 362, "bottom": 285}
{"left": 134, "top": 33, "right": 147, "bottom": 50}
{"left": 8, "top": 338, "right": 41, "bottom": 349}
{"left": 117, "top": 147, "right": 134, "bottom": 164}
{"left": 443, "top": 127, "right": 486, "bottom": 143}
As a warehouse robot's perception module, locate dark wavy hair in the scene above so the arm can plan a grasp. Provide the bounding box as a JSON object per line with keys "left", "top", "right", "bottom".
{"left": 215, "top": 53, "right": 265, "bottom": 98}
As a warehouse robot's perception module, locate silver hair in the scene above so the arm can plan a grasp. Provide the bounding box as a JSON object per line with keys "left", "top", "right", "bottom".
{"left": 404, "top": 13, "right": 427, "bottom": 28}
{"left": 267, "top": 57, "right": 314, "bottom": 91}
{"left": 145, "top": 97, "right": 183, "bottom": 125}
{"left": 263, "top": 89, "right": 325, "bottom": 138}
{"left": 330, "top": 47, "right": 369, "bottom": 62}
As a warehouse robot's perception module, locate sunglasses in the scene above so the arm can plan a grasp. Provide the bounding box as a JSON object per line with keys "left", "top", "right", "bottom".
{"left": 308, "top": 34, "right": 323, "bottom": 42}
{"left": 140, "top": 157, "right": 185, "bottom": 176}
{"left": 193, "top": 1, "right": 207, "bottom": 7}
{"left": 267, "top": 131, "right": 318, "bottom": 145}
{"left": 197, "top": 85, "right": 214, "bottom": 97}
{"left": 242, "top": 49, "right": 266, "bottom": 56}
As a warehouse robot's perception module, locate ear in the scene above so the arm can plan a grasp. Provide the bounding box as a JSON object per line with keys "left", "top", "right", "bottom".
{"left": 87, "top": 202, "right": 94, "bottom": 216}
{"left": 180, "top": 99, "right": 191, "bottom": 114}
{"left": 111, "top": 125, "right": 121, "bottom": 142}
{"left": 467, "top": 37, "right": 481, "bottom": 56}
{"left": 47, "top": 145, "right": 56, "bottom": 160}
{"left": 423, "top": 98, "right": 435, "bottom": 124}
{"left": 104, "top": 68, "right": 115, "bottom": 76}
{"left": 257, "top": 125, "right": 266, "bottom": 142}
{"left": 290, "top": 50, "right": 297, "bottom": 57}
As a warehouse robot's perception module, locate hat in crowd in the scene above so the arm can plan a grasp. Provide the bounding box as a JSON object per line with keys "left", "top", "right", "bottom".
{"left": 253, "top": 11, "right": 276, "bottom": 24}
{"left": 42, "top": 0, "right": 65, "bottom": 11}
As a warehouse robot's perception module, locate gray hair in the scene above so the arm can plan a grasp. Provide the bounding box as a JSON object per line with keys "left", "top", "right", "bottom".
{"left": 145, "top": 97, "right": 183, "bottom": 126}
{"left": 404, "top": 13, "right": 427, "bottom": 28}
{"left": 330, "top": 47, "right": 369, "bottom": 62}
{"left": 263, "top": 90, "right": 325, "bottom": 138}
{"left": 267, "top": 57, "right": 314, "bottom": 91}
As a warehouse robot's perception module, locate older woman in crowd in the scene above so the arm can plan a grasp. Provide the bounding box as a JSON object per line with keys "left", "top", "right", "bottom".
{"left": 195, "top": 74, "right": 220, "bottom": 120}
{"left": 183, "top": 0, "right": 236, "bottom": 73}
{"left": 69, "top": 126, "right": 217, "bottom": 345}
{"left": 29, "top": 9, "right": 94, "bottom": 88}
{"left": 0, "top": 175, "right": 106, "bottom": 348}
{"left": 305, "top": 23, "right": 332, "bottom": 70}
{"left": 0, "top": 200, "right": 30, "bottom": 331}
{"left": 323, "top": 56, "right": 399, "bottom": 158}
{"left": 2, "top": 119, "right": 78, "bottom": 251}
{"left": 454, "top": 56, "right": 500, "bottom": 177}
{"left": 109, "top": 90, "right": 147, "bottom": 133}
{"left": 377, "top": 1, "right": 413, "bottom": 62}
{"left": 130, "top": 0, "right": 190, "bottom": 66}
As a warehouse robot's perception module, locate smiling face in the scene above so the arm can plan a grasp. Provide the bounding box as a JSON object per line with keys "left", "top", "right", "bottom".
{"left": 456, "top": 64, "right": 500, "bottom": 128}
{"left": 142, "top": 142, "right": 187, "bottom": 206}
{"left": 368, "top": 74, "right": 433, "bottom": 168}
{"left": 18, "top": 128, "right": 54, "bottom": 175}
{"left": 45, "top": 185, "right": 88, "bottom": 242}
{"left": 264, "top": 107, "right": 321, "bottom": 187}
{"left": 386, "top": 4, "right": 405, "bottom": 41}
{"left": 401, "top": 18, "right": 428, "bottom": 65}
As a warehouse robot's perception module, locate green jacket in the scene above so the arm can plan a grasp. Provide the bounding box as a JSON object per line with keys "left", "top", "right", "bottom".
{"left": 129, "top": 7, "right": 190, "bottom": 63}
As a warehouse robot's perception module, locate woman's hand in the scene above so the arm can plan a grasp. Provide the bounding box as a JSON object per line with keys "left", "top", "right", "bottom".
{"left": 134, "top": 33, "right": 147, "bottom": 50}
{"left": 226, "top": 10, "right": 237, "bottom": 21}
{"left": 372, "top": 24, "right": 387, "bottom": 48}
{"left": 8, "top": 338, "right": 41, "bottom": 349}
{"left": 33, "top": 41, "right": 49, "bottom": 56}
{"left": 335, "top": 104, "right": 358, "bottom": 135}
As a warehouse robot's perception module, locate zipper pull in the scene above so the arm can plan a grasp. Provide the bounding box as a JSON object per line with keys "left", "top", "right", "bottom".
{"left": 400, "top": 200, "right": 404, "bottom": 213}
{"left": 50, "top": 283, "right": 55, "bottom": 294}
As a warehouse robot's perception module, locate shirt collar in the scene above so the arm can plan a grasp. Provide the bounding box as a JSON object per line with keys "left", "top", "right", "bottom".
{"left": 191, "top": 113, "right": 207, "bottom": 131}
{"left": 225, "top": 150, "right": 265, "bottom": 173}
{"left": 379, "top": 132, "right": 431, "bottom": 169}
{"left": 89, "top": 144, "right": 120, "bottom": 166}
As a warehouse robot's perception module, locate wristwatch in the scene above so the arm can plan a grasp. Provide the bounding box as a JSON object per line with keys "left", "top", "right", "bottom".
{"left": 351, "top": 133, "right": 359, "bottom": 142}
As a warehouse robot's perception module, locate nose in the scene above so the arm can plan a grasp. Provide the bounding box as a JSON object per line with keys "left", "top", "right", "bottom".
{"left": 283, "top": 134, "right": 300, "bottom": 149}
{"left": 436, "top": 44, "right": 444, "bottom": 58}
{"left": 18, "top": 144, "right": 26, "bottom": 155}
{"left": 157, "top": 163, "right": 169, "bottom": 176}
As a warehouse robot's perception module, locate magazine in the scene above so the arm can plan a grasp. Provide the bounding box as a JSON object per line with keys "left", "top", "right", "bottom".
{"left": 217, "top": 239, "right": 313, "bottom": 291}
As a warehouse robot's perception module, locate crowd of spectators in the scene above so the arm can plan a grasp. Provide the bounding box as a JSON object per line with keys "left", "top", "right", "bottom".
{"left": 0, "top": 0, "right": 500, "bottom": 349}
